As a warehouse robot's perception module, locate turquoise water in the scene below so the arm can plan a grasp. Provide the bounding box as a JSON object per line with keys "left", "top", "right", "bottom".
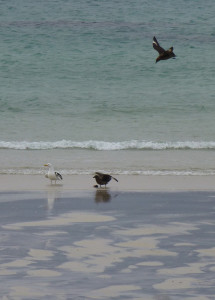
{"left": 0, "top": 0, "right": 215, "bottom": 174}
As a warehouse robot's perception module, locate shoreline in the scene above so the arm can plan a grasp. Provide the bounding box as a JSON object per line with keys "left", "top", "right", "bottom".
{"left": 0, "top": 174, "right": 215, "bottom": 192}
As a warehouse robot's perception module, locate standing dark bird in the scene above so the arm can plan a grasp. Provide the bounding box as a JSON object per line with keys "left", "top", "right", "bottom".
{"left": 93, "top": 172, "right": 118, "bottom": 188}
{"left": 153, "top": 36, "right": 176, "bottom": 63}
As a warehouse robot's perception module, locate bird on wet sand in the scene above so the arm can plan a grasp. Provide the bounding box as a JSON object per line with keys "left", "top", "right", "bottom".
{"left": 93, "top": 172, "right": 118, "bottom": 188}
{"left": 153, "top": 36, "right": 176, "bottom": 63}
{"left": 44, "top": 163, "right": 63, "bottom": 184}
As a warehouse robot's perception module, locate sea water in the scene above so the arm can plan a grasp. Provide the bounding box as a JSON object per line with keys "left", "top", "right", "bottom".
{"left": 0, "top": 0, "right": 215, "bottom": 175}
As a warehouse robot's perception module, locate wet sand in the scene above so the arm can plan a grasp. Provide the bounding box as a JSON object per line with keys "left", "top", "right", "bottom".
{"left": 1, "top": 174, "right": 215, "bottom": 191}
{"left": 0, "top": 176, "right": 215, "bottom": 299}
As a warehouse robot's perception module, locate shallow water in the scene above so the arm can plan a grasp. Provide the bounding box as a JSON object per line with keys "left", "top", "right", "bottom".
{"left": 0, "top": 0, "right": 215, "bottom": 175}
{"left": 2, "top": 149, "right": 215, "bottom": 176}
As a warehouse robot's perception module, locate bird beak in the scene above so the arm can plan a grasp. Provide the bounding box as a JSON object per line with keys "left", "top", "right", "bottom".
{"left": 44, "top": 164, "right": 48, "bottom": 166}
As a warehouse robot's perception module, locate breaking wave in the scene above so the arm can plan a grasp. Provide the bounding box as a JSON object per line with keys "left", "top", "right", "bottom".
{"left": 1, "top": 140, "right": 215, "bottom": 150}
{"left": 1, "top": 168, "right": 215, "bottom": 176}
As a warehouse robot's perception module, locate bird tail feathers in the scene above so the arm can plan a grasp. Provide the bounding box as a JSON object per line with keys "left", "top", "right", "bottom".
{"left": 112, "top": 176, "right": 118, "bottom": 182}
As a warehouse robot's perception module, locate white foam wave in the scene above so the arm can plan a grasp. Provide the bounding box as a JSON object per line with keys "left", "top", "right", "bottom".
{"left": 1, "top": 140, "right": 215, "bottom": 150}
{"left": 1, "top": 168, "right": 215, "bottom": 176}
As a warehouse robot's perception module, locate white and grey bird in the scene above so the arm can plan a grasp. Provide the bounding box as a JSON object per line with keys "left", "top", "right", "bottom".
{"left": 44, "top": 163, "right": 63, "bottom": 184}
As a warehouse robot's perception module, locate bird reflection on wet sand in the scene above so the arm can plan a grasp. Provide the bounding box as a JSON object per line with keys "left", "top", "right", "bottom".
{"left": 94, "top": 189, "right": 112, "bottom": 203}
{"left": 46, "top": 188, "right": 62, "bottom": 212}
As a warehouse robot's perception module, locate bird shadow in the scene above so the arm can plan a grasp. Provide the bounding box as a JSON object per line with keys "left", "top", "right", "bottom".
{"left": 94, "top": 188, "right": 119, "bottom": 203}
{"left": 94, "top": 189, "right": 112, "bottom": 203}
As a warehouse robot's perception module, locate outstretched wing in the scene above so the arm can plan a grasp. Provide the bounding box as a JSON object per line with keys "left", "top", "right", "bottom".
{"left": 95, "top": 172, "right": 103, "bottom": 178}
{"left": 167, "top": 46, "right": 174, "bottom": 52}
{"left": 55, "top": 172, "right": 63, "bottom": 180}
{"left": 153, "top": 36, "right": 165, "bottom": 54}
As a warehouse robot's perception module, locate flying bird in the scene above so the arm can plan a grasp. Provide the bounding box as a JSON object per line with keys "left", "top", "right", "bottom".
{"left": 44, "top": 163, "right": 63, "bottom": 184}
{"left": 93, "top": 172, "right": 118, "bottom": 188}
{"left": 153, "top": 36, "right": 176, "bottom": 63}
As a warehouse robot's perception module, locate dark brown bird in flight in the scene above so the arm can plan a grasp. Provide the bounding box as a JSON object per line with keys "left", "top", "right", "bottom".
{"left": 93, "top": 172, "right": 118, "bottom": 188}
{"left": 153, "top": 36, "right": 176, "bottom": 63}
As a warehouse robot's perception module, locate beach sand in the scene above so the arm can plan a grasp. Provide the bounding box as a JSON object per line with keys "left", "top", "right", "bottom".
{"left": 0, "top": 174, "right": 215, "bottom": 191}
{"left": 0, "top": 175, "right": 215, "bottom": 299}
